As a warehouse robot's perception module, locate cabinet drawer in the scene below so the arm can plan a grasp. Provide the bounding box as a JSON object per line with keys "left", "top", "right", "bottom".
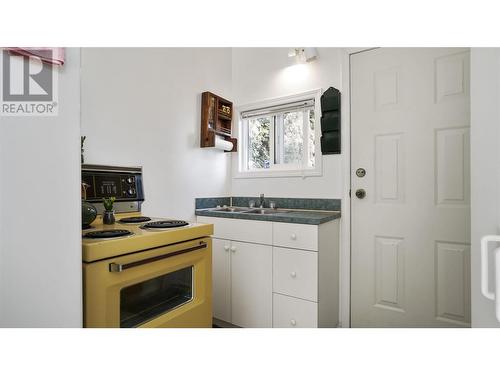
{"left": 273, "top": 222, "right": 318, "bottom": 251}
{"left": 273, "top": 246, "right": 318, "bottom": 301}
{"left": 273, "top": 293, "right": 318, "bottom": 328}
{"left": 197, "top": 216, "right": 272, "bottom": 245}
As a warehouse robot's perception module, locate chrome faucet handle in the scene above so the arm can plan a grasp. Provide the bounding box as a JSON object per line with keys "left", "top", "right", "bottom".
{"left": 259, "top": 193, "right": 265, "bottom": 208}
{"left": 249, "top": 200, "right": 256, "bottom": 208}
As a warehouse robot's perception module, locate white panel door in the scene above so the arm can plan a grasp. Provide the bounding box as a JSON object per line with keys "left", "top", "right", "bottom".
{"left": 351, "top": 48, "right": 471, "bottom": 327}
{"left": 212, "top": 238, "right": 231, "bottom": 322}
{"left": 231, "top": 241, "right": 272, "bottom": 327}
{"left": 470, "top": 48, "right": 500, "bottom": 327}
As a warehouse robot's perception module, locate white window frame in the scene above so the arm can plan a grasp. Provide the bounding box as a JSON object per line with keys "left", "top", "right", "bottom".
{"left": 233, "top": 89, "right": 323, "bottom": 179}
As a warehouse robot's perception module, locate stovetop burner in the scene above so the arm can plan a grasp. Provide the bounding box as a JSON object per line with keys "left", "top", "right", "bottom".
{"left": 141, "top": 220, "right": 189, "bottom": 229}
{"left": 83, "top": 229, "right": 133, "bottom": 239}
{"left": 119, "top": 216, "right": 151, "bottom": 224}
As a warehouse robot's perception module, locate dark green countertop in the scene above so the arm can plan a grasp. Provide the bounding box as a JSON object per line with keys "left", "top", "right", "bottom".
{"left": 195, "top": 208, "right": 341, "bottom": 225}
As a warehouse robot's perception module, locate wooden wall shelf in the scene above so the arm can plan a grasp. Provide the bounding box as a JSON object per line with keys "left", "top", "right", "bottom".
{"left": 200, "top": 91, "right": 237, "bottom": 152}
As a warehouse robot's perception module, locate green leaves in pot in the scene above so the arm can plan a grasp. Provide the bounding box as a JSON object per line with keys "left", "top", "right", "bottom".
{"left": 103, "top": 197, "right": 116, "bottom": 211}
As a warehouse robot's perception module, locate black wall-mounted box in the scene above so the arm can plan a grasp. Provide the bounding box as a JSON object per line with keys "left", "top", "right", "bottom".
{"left": 320, "top": 87, "right": 341, "bottom": 154}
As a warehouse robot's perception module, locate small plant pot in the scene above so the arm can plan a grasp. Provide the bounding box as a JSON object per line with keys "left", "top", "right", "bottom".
{"left": 103, "top": 210, "right": 115, "bottom": 225}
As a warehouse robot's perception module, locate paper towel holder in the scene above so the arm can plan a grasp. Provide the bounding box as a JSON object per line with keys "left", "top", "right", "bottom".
{"left": 200, "top": 91, "right": 238, "bottom": 152}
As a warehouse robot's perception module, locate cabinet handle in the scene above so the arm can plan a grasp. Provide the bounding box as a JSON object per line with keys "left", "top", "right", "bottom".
{"left": 224, "top": 245, "right": 230, "bottom": 252}
{"left": 290, "top": 271, "right": 297, "bottom": 278}
{"left": 290, "top": 319, "right": 297, "bottom": 326}
{"left": 291, "top": 234, "right": 297, "bottom": 240}
{"left": 230, "top": 246, "right": 237, "bottom": 252}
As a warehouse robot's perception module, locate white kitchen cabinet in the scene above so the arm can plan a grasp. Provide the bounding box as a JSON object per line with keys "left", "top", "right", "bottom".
{"left": 212, "top": 238, "right": 232, "bottom": 323}
{"left": 198, "top": 215, "right": 340, "bottom": 328}
{"left": 273, "top": 220, "right": 339, "bottom": 327}
{"left": 230, "top": 241, "right": 272, "bottom": 328}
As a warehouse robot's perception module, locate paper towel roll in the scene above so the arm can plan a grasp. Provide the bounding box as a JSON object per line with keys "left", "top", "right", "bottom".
{"left": 215, "top": 136, "right": 234, "bottom": 151}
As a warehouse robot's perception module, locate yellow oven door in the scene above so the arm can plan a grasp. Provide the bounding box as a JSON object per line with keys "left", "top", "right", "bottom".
{"left": 84, "top": 238, "right": 212, "bottom": 328}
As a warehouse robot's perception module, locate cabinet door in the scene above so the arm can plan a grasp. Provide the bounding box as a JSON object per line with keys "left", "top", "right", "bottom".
{"left": 230, "top": 241, "right": 272, "bottom": 328}
{"left": 212, "top": 238, "right": 231, "bottom": 322}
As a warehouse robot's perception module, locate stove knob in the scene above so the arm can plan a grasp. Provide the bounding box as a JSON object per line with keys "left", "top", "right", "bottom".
{"left": 127, "top": 188, "right": 135, "bottom": 196}
{"left": 126, "top": 177, "right": 134, "bottom": 184}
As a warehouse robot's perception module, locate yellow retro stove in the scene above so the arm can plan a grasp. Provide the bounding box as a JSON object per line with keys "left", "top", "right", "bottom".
{"left": 82, "top": 165, "right": 213, "bottom": 328}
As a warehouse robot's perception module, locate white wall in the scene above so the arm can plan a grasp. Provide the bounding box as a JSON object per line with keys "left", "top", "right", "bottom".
{"left": 0, "top": 48, "right": 82, "bottom": 327}
{"left": 470, "top": 48, "right": 500, "bottom": 327}
{"left": 81, "top": 48, "right": 233, "bottom": 220}
{"left": 230, "top": 48, "right": 343, "bottom": 198}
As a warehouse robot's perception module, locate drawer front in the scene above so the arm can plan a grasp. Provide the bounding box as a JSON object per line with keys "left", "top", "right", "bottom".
{"left": 273, "top": 222, "right": 318, "bottom": 251}
{"left": 273, "top": 246, "right": 318, "bottom": 301}
{"left": 273, "top": 293, "right": 318, "bottom": 328}
{"left": 197, "top": 216, "right": 272, "bottom": 245}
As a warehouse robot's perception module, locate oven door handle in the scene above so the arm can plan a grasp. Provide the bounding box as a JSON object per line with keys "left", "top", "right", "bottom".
{"left": 109, "top": 241, "right": 207, "bottom": 273}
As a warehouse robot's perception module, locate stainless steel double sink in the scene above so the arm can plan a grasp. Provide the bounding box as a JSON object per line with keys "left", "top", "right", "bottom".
{"left": 211, "top": 207, "right": 289, "bottom": 215}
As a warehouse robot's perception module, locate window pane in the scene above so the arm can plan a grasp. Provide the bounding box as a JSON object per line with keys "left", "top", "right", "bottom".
{"left": 282, "top": 111, "right": 304, "bottom": 165}
{"left": 248, "top": 116, "right": 271, "bottom": 169}
{"left": 308, "top": 109, "right": 315, "bottom": 167}
{"left": 243, "top": 101, "right": 317, "bottom": 173}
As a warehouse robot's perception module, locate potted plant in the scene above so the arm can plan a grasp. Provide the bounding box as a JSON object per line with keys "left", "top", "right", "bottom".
{"left": 102, "top": 197, "right": 116, "bottom": 225}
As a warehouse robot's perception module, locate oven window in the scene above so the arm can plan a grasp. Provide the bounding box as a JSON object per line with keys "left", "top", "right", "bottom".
{"left": 120, "top": 266, "right": 193, "bottom": 328}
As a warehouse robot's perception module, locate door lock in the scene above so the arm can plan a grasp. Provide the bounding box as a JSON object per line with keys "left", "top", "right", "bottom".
{"left": 355, "top": 189, "right": 366, "bottom": 199}
{"left": 356, "top": 168, "right": 366, "bottom": 178}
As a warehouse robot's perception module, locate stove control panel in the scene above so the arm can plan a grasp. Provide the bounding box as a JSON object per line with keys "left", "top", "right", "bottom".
{"left": 82, "top": 165, "right": 144, "bottom": 203}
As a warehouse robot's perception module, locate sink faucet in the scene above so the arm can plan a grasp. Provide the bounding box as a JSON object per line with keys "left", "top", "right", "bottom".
{"left": 259, "top": 194, "right": 265, "bottom": 208}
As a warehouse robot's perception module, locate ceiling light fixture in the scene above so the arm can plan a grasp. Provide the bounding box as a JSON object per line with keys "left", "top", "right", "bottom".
{"left": 288, "top": 47, "right": 318, "bottom": 63}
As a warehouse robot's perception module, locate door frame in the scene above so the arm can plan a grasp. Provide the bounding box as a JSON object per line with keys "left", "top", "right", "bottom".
{"left": 340, "top": 47, "right": 378, "bottom": 328}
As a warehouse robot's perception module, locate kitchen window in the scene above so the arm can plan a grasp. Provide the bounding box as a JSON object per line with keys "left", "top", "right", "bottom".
{"left": 236, "top": 90, "right": 322, "bottom": 178}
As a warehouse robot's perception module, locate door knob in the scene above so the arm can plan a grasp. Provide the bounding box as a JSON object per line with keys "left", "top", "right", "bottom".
{"left": 355, "top": 189, "right": 366, "bottom": 199}
{"left": 224, "top": 245, "right": 230, "bottom": 252}
{"left": 230, "top": 246, "right": 236, "bottom": 252}
{"left": 290, "top": 319, "right": 297, "bottom": 326}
